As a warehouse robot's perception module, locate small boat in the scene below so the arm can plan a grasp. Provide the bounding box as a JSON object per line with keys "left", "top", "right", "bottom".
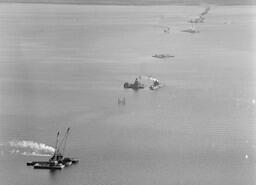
{"left": 149, "top": 80, "right": 164, "bottom": 90}
{"left": 149, "top": 84, "right": 164, "bottom": 90}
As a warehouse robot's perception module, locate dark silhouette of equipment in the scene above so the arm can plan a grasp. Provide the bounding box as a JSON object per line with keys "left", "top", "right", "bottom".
{"left": 27, "top": 128, "right": 79, "bottom": 170}
{"left": 124, "top": 78, "right": 145, "bottom": 90}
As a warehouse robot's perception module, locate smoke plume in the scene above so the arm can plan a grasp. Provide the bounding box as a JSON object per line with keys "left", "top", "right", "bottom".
{"left": 7, "top": 140, "right": 55, "bottom": 156}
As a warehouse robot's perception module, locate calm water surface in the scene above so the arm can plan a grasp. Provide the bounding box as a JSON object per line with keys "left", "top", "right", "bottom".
{"left": 0, "top": 4, "right": 255, "bottom": 185}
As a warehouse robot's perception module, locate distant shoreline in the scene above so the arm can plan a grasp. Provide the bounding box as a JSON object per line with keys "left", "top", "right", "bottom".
{"left": 0, "top": 0, "right": 255, "bottom": 6}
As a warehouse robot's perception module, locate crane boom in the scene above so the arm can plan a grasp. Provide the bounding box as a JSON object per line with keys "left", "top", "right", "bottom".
{"left": 62, "top": 128, "right": 70, "bottom": 156}
{"left": 54, "top": 131, "right": 60, "bottom": 160}
{"left": 57, "top": 128, "right": 70, "bottom": 157}
{"left": 55, "top": 131, "right": 60, "bottom": 150}
{"left": 50, "top": 128, "right": 71, "bottom": 162}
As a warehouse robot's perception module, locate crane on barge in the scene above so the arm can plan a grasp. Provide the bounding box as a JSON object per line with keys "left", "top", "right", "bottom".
{"left": 27, "top": 128, "right": 79, "bottom": 170}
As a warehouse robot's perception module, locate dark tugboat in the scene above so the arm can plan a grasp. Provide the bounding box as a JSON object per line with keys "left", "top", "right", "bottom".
{"left": 27, "top": 128, "right": 79, "bottom": 170}
{"left": 124, "top": 78, "right": 145, "bottom": 90}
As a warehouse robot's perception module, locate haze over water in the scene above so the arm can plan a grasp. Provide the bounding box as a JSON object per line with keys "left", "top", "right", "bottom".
{"left": 0, "top": 3, "right": 255, "bottom": 185}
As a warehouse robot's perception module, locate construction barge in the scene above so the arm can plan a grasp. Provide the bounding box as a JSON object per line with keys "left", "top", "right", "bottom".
{"left": 27, "top": 128, "right": 79, "bottom": 170}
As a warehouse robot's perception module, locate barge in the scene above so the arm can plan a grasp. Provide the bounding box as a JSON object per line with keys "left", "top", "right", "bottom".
{"left": 27, "top": 128, "right": 79, "bottom": 170}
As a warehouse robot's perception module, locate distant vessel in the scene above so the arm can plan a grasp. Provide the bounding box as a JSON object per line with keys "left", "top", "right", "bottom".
{"left": 27, "top": 128, "right": 79, "bottom": 170}
{"left": 124, "top": 78, "right": 145, "bottom": 90}
{"left": 149, "top": 80, "right": 164, "bottom": 90}
{"left": 188, "top": 15, "right": 205, "bottom": 23}
{"left": 163, "top": 26, "right": 170, "bottom": 33}
{"left": 152, "top": 54, "right": 174, "bottom": 59}
{"left": 149, "top": 84, "right": 164, "bottom": 90}
{"left": 182, "top": 24, "right": 199, "bottom": 33}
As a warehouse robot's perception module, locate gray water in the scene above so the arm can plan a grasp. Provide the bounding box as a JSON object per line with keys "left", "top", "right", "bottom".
{"left": 0, "top": 4, "right": 255, "bottom": 185}
{"left": 2, "top": 0, "right": 256, "bottom": 5}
